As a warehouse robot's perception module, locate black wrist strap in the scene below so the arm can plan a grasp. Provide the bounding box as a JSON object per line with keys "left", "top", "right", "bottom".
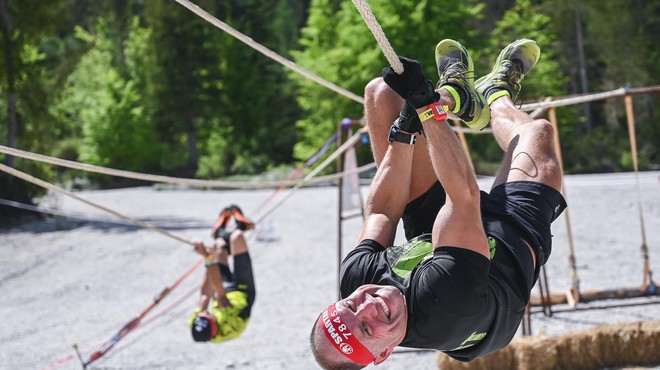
{"left": 388, "top": 125, "right": 416, "bottom": 145}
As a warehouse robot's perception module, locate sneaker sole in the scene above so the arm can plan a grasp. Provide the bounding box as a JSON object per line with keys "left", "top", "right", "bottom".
{"left": 435, "top": 39, "right": 474, "bottom": 80}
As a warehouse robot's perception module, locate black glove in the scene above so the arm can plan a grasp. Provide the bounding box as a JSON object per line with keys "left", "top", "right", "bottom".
{"left": 394, "top": 101, "right": 423, "bottom": 134}
{"left": 382, "top": 56, "right": 437, "bottom": 109}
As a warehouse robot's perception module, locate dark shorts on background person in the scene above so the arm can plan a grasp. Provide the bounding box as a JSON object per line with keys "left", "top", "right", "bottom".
{"left": 216, "top": 253, "right": 256, "bottom": 316}
{"left": 231, "top": 253, "right": 256, "bottom": 307}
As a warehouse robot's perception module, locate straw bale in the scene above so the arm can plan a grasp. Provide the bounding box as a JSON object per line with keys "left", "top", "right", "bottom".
{"left": 437, "top": 321, "right": 660, "bottom": 370}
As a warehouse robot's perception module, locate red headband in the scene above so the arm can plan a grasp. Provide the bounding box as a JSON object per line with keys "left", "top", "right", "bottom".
{"left": 320, "top": 303, "right": 375, "bottom": 366}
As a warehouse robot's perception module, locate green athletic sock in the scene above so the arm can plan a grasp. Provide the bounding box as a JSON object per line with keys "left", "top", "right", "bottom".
{"left": 443, "top": 84, "right": 471, "bottom": 116}
{"left": 486, "top": 89, "right": 511, "bottom": 106}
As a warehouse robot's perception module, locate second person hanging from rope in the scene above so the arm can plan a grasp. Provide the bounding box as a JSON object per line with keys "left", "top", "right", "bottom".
{"left": 189, "top": 204, "right": 256, "bottom": 343}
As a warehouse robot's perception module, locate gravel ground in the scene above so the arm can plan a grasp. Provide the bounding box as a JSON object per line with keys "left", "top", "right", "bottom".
{"left": 1, "top": 171, "right": 659, "bottom": 370}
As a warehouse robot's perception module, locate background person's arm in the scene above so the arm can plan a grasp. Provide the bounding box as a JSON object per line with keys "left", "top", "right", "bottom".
{"left": 193, "top": 242, "right": 231, "bottom": 308}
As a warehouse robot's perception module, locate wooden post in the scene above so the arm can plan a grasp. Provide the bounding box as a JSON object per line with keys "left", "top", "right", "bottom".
{"left": 624, "top": 95, "right": 655, "bottom": 292}
{"left": 548, "top": 107, "right": 580, "bottom": 306}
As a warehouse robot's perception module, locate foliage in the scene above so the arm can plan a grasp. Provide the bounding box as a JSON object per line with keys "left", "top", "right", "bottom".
{"left": 2, "top": 0, "right": 660, "bottom": 213}
{"left": 467, "top": 0, "right": 570, "bottom": 175}
{"left": 0, "top": 0, "right": 78, "bottom": 213}
{"left": 55, "top": 19, "right": 165, "bottom": 180}
{"left": 291, "top": 0, "right": 486, "bottom": 162}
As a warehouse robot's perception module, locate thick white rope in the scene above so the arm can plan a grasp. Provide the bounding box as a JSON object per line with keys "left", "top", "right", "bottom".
{"left": 0, "top": 144, "right": 373, "bottom": 189}
{"left": 351, "top": 0, "right": 403, "bottom": 74}
{"left": 0, "top": 163, "right": 193, "bottom": 246}
{"left": 174, "top": 0, "right": 364, "bottom": 105}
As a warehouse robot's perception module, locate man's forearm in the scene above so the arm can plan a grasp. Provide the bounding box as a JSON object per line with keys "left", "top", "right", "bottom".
{"left": 419, "top": 95, "right": 480, "bottom": 203}
{"left": 197, "top": 270, "right": 213, "bottom": 310}
{"left": 359, "top": 142, "right": 414, "bottom": 244}
{"left": 206, "top": 263, "right": 230, "bottom": 307}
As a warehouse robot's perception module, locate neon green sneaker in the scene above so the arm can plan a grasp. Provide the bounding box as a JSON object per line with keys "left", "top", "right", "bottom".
{"left": 435, "top": 39, "right": 490, "bottom": 130}
{"left": 475, "top": 39, "right": 541, "bottom": 106}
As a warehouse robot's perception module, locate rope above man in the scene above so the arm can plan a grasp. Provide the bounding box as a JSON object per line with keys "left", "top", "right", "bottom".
{"left": 310, "top": 39, "right": 567, "bottom": 369}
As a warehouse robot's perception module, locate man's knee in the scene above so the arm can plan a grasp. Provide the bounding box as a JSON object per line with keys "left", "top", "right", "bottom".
{"left": 230, "top": 229, "right": 249, "bottom": 255}
{"left": 364, "top": 77, "right": 403, "bottom": 130}
{"left": 230, "top": 229, "right": 245, "bottom": 243}
{"left": 522, "top": 119, "right": 555, "bottom": 149}
{"left": 364, "top": 77, "right": 386, "bottom": 101}
{"left": 365, "top": 78, "right": 403, "bottom": 114}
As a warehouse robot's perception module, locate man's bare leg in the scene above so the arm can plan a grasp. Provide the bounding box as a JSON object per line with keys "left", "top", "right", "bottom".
{"left": 474, "top": 39, "right": 562, "bottom": 191}
{"left": 489, "top": 97, "right": 561, "bottom": 191}
{"left": 228, "top": 230, "right": 249, "bottom": 256}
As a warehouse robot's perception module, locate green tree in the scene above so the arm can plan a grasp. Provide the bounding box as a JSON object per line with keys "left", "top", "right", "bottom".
{"left": 55, "top": 18, "right": 165, "bottom": 180}
{"left": 291, "top": 0, "right": 485, "bottom": 163}
{"left": 541, "top": 0, "right": 660, "bottom": 172}
{"left": 467, "top": 0, "right": 569, "bottom": 175}
{"left": 145, "top": 0, "right": 304, "bottom": 177}
{"left": 0, "top": 0, "right": 77, "bottom": 219}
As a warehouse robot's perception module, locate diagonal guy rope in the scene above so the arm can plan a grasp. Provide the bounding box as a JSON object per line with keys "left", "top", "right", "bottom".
{"left": 174, "top": 0, "right": 364, "bottom": 105}
{"left": 0, "top": 144, "right": 373, "bottom": 189}
{"left": 0, "top": 163, "right": 193, "bottom": 246}
{"left": 351, "top": 0, "right": 403, "bottom": 74}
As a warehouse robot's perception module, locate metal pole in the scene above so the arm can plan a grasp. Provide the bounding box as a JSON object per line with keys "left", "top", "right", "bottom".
{"left": 336, "top": 123, "right": 345, "bottom": 300}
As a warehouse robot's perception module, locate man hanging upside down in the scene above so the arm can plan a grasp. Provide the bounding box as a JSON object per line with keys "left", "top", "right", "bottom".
{"left": 310, "top": 39, "right": 567, "bottom": 368}
{"left": 189, "top": 205, "right": 256, "bottom": 343}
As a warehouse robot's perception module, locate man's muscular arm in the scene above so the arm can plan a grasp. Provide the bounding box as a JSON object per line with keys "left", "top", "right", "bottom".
{"left": 382, "top": 56, "right": 488, "bottom": 258}
{"left": 358, "top": 139, "right": 413, "bottom": 247}
{"left": 420, "top": 90, "right": 489, "bottom": 258}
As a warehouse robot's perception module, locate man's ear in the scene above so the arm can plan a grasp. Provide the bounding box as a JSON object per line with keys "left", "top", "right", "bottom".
{"left": 373, "top": 347, "right": 395, "bottom": 365}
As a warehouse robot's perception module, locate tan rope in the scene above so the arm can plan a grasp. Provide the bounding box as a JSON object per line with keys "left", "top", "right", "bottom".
{"left": 521, "top": 88, "right": 628, "bottom": 111}
{"left": 174, "top": 0, "right": 364, "bottom": 105}
{"left": 0, "top": 163, "right": 194, "bottom": 246}
{"left": 0, "top": 144, "right": 372, "bottom": 189}
{"left": 624, "top": 95, "right": 655, "bottom": 291}
{"left": 351, "top": 0, "right": 403, "bottom": 74}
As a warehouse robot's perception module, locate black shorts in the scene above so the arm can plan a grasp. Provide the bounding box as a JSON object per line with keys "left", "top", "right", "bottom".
{"left": 403, "top": 180, "right": 566, "bottom": 286}
{"left": 217, "top": 253, "right": 256, "bottom": 309}
{"left": 402, "top": 181, "right": 446, "bottom": 240}
{"left": 481, "top": 181, "right": 567, "bottom": 284}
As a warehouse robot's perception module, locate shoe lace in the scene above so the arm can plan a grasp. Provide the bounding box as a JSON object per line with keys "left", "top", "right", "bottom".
{"left": 494, "top": 60, "right": 523, "bottom": 101}
{"left": 439, "top": 61, "right": 476, "bottom": 86}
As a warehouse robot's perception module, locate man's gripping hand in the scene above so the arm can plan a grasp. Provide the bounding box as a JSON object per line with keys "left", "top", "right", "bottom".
{"left": 382, "top": 56, "right": 437, "bottom": 109}
{"left": 394, "top": 101, "right": 423, "bottom": 134}
{"left": 193, "top": 241, "right": 210, "bottom": 257}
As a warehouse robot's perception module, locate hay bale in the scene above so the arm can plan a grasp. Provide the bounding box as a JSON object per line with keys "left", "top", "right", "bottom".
{"left": 437, "top": 321, "right": 660, "bottom": 370}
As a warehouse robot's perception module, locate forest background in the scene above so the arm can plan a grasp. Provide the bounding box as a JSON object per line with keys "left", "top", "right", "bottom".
{"left": 1, "top": 0, "right": 659, "bottom": 219}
